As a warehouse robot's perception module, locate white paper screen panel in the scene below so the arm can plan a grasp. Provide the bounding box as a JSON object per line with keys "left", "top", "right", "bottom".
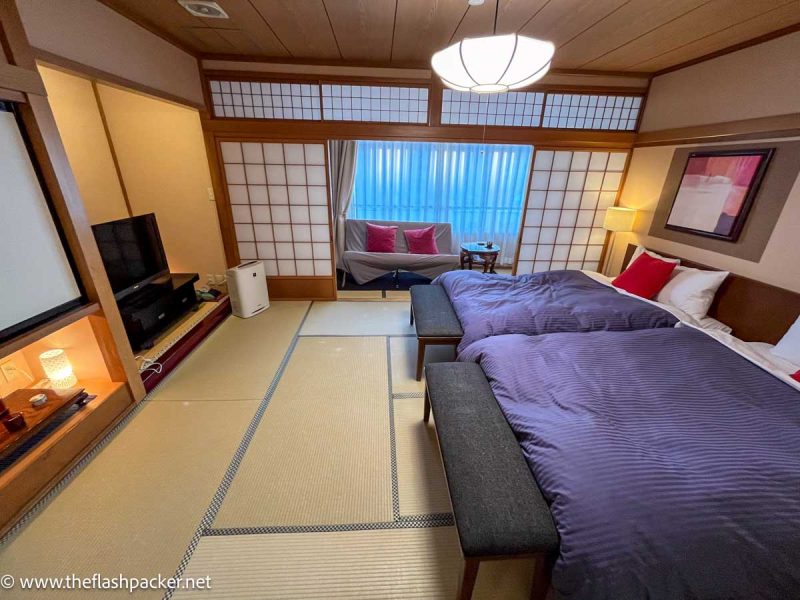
{"left": 210, "top": 81, "right": 322, "bottom": 120}
{"left": 542, "top": 95, "right": 641, "bottom": 130}
{"left": 321, "top": 84, "right": 428, "bottom": 123}
{"left": 441, "top": 90, "right": 544, "bottom": 126}
{"left": 221, "top": 141, "right": 333, "bottom": 277}
{"left": 516, "top": 150, "right": 628, "bottom": 275}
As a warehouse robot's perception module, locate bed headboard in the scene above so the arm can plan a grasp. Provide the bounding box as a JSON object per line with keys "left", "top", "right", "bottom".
{"left": 622, "top": 244, "right": 800, "bottom": 344}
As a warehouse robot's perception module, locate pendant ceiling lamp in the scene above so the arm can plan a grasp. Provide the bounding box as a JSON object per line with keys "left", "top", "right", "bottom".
{"left": 431, "top": 0, "right": 554, "bottom": 94}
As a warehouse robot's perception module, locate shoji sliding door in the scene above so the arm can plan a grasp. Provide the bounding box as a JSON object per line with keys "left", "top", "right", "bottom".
{"left": 515, "top": 150, "right": 628, "bottom": 274}
{"left": 219, "top": 140, "right": 335, "bottom": 299}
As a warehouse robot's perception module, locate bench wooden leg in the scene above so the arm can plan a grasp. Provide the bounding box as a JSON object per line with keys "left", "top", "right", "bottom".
{"left": 416, "top": 340, "right": 426, "bottom": 381}
{"left": 423, "top": 385, "right": 431, "bottom": 423}
{"left": 530, "top": 553, "right": 554, "bottom": 600}
{"left": 458, "top": 558, "right": 480, "bottom": 600}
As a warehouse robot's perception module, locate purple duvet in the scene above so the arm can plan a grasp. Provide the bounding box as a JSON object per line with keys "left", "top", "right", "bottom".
{"left": 460, "top": 327, "right": 800, "bottom": 600}
{"left": 433, "top": 269, "right": 678, "bottom": 352}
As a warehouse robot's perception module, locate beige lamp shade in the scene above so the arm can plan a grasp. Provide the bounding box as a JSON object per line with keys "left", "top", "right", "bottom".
{"left": 603, "top": 207, "right": 637, "bottom": 232}
{"left": 39, "top": 348, "right": 77, "bottom": 389}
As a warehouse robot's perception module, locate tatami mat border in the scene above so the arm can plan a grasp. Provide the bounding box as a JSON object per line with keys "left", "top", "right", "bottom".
{"left": 205, "top": 513, "right": 455, "bottom": 536}
{"left": 393, "top": 391, "right": 425, "bottom": 399}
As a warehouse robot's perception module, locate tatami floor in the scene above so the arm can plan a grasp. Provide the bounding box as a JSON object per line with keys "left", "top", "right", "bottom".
{"left": 0, "top": 297, "right": 538, "bottom": 599}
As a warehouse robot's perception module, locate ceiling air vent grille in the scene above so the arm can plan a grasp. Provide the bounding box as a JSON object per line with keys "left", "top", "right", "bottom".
{"left": 177, "top": 1, "right": 228, "bottom": 19}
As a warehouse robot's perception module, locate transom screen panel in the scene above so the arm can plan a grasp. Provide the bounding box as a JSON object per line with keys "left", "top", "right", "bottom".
{"left": 321, "top": 84, "right": 428, "bottom": 123}
{"left": 210, "top": 80, "right": 322, "bottom": 120}
{"left": 541, "top": 94, "right": 641, "bottom": 130}
{"left": 516, "top": 150, "right": 628, "bottom": 275}
{"left": 221, "top": 141, "right": 333, "bottom": 277}
{"left": 440, "top": 90, "right": 544, "bottom": 126}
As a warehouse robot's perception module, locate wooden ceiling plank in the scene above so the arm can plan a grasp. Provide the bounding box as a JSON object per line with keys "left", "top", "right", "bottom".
{"left": 584, "top": 0, "right": 793, "bottom": 70}
{"left": 184, "top": 26, "right": 236, "bottom": 54}
{"left": 98, "top": 0, "right": 209, "bottom": 53}
{"left": 518, "top": 0, "right": 629, "bottom": 51}
{"left": 210, "top": 0, "right": 291, "bottom": 56}
{"left": 391, "top": 0, "right": 474, "bottom": 63}
{"left": 248, "top": 0, "right": 341, "bottom": 59}
{"left": 633, "top": 4, "right": 800, "bottom": 72}
{"left": 551, "top": 0, "right": 711, "bottom": 68}
{"left": 324, "top": 0, "right": 396, "bottom": 62}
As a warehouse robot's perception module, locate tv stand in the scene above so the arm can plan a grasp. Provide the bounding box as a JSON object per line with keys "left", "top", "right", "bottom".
{"left": 117, "top": 273, "right": 199, "bottom": 352}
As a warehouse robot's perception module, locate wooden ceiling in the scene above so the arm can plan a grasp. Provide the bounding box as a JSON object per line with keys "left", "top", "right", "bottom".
{"left": 100, "top": 0, "right": 800, "bottom": 73}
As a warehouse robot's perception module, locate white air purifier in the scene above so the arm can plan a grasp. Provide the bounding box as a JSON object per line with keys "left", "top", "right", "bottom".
{"left": 226, "top": 260, "right": 269, "bottom": 318}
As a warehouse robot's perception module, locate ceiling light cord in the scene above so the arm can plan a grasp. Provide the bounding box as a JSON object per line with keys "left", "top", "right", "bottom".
{"left": 493, "top": 0, "right": 499, "bottom": 35}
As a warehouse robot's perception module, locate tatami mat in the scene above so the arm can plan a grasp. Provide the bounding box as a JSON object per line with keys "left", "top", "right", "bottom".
{"left": 385, "top": 289, "right": 411, "bottom": 300}
{"left": 394, "top": 396, "right": 452, "bottom": 515}
{"left": 152, "top": 301, "right": 309, "bottom": 401}
{"left": 0, "top": 400, "right": 258, "bottom": 600}
{"left": 174, "top": 528, "right": 537, "bottom": 600}
{"left": 300, "top": 301, "right": 414, "bottom": 336}
{"left": 390, "top": 336, "right": 457, "bottom": 394}
{"left": 174, "top": 527, "right": 462, "bottom": 599}
{"left": 336, "top": 290, "right": 384, "bottom": 300}
{"left": 213, "top": 336, "right": 393, "bottom": 527}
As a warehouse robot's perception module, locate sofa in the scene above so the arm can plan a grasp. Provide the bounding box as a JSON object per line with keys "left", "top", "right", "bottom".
{"left": 340, "top": 219, "right": 460, "bottom": 285}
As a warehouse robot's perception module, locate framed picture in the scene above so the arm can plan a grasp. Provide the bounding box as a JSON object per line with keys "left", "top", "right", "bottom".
{"left": 665, "top": 149, "right": 773, "bottom": 241}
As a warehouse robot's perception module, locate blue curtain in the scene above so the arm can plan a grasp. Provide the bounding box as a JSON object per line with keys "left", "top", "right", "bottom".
{"left": 349, "top": 140, "right": 533, "bottom": 264}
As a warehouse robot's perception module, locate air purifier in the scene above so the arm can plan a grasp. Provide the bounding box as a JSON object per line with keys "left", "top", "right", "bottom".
{"left": 226, "top": 260, "right": 269, "bottom": 318}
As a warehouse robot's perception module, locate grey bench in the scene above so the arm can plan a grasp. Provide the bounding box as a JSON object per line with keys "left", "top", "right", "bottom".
{"left": 410, "top": 285, "right": 463, "bottom": 380}
{"left": 424, "top": 362, "right": 559, "bottom": 600}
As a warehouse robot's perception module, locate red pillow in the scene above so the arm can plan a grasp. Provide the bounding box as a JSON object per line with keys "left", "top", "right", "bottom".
{"left": 404, "top": 225, "right": 439, "bottom": 254}
{"left": 612, "top": 253, "right": 677, "bottom": 299}
{"left": 791, "top": 370, "right": 800, "bottom": 383}
{"left": 366, "top": 223, "right": 398, "bottom": 253}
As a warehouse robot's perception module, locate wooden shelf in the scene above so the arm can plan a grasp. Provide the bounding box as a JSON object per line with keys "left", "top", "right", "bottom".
{"left": 0, "top": 302, "right": 100, "bottom": 361}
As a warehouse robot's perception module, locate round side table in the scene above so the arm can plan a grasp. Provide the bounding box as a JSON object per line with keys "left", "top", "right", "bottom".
{"left": 460, "top": 242, "right": 501, "bottom": 274}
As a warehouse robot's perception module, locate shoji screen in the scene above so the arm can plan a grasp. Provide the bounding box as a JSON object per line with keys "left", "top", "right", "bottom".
{"left": 220, "top": 141, "right": 333, "bottom": 279}
{"left": 515, "top": 150, "right": 628, "bottom": 274}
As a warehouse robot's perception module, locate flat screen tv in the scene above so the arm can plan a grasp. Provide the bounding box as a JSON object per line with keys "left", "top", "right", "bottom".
{"left": 92, "top": 213, "right": 170, "bottom": 300}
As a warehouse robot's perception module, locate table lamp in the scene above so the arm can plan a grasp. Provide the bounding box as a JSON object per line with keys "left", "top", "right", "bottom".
{"left": 39, "top": 349, "right": 77, "bottom": 389}
{"left": 602, "top": 207, "right": 637, "bottom": 275}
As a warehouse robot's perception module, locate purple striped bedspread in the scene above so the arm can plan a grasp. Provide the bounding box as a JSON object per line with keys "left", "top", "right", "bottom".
{"left": 460, "top": 327, "right": 800, "bottom": 600}
{"left": 433, "top": 269, "right": 678, "bottom": 352}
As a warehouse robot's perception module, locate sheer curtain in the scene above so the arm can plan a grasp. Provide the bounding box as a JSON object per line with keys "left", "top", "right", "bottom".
{"left": 328, "top": 140, "right": 358, "bottom": 267}
{"left": 349, "top": 140, "right": 533, "bottom": 264}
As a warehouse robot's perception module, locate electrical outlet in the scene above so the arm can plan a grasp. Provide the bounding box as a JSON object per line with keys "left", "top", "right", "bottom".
{"left": 207, "top": 187, "right": 215, "bottom": 201}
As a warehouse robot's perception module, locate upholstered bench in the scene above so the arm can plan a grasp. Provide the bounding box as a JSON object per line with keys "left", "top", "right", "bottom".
{"left": 409, "top": 285, "right": 463, "bottom": 380}
{"left": 424, "top": 362, "right": 559, "bottom": 600}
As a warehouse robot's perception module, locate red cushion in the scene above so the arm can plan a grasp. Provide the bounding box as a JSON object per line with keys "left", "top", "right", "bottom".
{"left": 612, "top": 253, "right": 677, "bottom": 299}
{"left": 791, "top": 370, "right": 800, "bottom": 383}
{"left": 366, "top": 223, "right": 398, "bottom": 253}
{"left": 404, "top": 225, "right": 439, "bottom": 255}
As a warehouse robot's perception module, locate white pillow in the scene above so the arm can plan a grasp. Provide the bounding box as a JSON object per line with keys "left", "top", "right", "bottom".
{"left": 629, "top": 245, "right": 680, "bottom": 266}
{"left": 655, "top": 266, "right": 728, "bottom": 320}
{"left": 773, "top": 317, "right": 800, "bottom": 365}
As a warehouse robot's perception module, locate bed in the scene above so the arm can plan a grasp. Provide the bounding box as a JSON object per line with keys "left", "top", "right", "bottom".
{"left": 454, "top": 326, "right": 800, "bottom": 600}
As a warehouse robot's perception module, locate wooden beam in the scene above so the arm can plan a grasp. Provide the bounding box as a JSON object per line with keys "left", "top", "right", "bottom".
{"left": 634, "top": 113, "right": 800, "bottom": 147}
{"left": 0, "top": 62, "right": 45, "bottom": 95}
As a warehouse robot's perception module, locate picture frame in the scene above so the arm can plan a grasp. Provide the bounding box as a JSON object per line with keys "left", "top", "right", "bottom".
{"left": 664, "top": 148, "right": 774, "bottom": 242}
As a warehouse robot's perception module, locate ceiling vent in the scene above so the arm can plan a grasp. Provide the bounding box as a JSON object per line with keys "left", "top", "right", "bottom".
{"left": 177, "top": 1, "right": 229, "bottom": 19}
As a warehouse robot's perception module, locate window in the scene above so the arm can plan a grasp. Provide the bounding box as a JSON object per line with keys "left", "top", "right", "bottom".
{"left": 349, "top": 141, "right": 533, "bottom": 264}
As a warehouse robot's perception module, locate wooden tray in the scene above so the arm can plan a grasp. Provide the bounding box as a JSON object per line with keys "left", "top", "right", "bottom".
{"left": 0, "top": 387, "right": 87, "bottom": 461}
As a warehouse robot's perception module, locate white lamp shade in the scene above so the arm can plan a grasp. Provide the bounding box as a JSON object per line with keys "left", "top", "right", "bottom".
{"left": 432, "top": 34, "right": 554, "bottom": 93}
{"left": 39, "top": 348, "right": 77, "bottom": 389}
{"left": 603, "top": 207, "right": 637, "bottom": 233}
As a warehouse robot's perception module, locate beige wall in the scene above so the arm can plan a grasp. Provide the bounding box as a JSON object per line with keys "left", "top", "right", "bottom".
{"left": 641, "top": 32, "right": 800, "bottom": 131}
{"left": 96, "top": 84, "right": 227, "bottom": 282}
{"left": 609, "top": 138, "right": 800, "bottom": 292}
{"left": 38, "top": 65, "right": 129, "bottom": 224}
{"left": 17, "top": 0, "right": 203, "bottom": 107}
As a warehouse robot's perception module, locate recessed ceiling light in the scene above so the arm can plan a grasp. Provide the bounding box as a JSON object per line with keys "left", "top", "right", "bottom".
{"left": 177, "top": 0, "right": 229, "bottom": 19}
